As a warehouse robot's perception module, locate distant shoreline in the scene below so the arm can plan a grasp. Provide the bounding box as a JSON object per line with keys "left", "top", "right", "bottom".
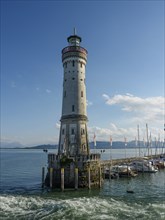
{"left": 1, "top": 140, "right": 164, "bottom": 150}
{"left": 1, "top": 146, "right": 163, "bottom": 150}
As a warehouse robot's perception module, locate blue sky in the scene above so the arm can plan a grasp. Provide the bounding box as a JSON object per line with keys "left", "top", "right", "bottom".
{"left": 1, "top": 0, "right": 164, "bottom": 147}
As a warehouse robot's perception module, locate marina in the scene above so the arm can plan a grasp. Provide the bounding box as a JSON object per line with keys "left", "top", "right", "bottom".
{"left": 43, "top": 152, "right": 165, "bottom": 190}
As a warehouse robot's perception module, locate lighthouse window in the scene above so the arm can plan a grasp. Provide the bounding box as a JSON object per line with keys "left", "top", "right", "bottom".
{"left": 62, "top": 129, "right": 65, "bottom": 135}
{"left": 72, "top": 60, "right": 75, "bottom": 67}
{"left": 81, "top": 91, "right": 83, "bottom": 97}
{"left": 72, "top": 105, "right": 75, "bottom": 112}
{"left": 80, "top": 62, "right": 83, "bottom": 68}
{"left": 81, "top": 128, "right": 85, "bottom": 135}
{"left": 72, "top": 77, "right": 75, "bottom": 80}
{"left": 65, "top": 62, "right": 67, "bottom": 68}
{"left": 71, "top": 128, "right": 75, "bottom": 135}
{"left": 82, "top": 144, "right": 86, "bottom": 150}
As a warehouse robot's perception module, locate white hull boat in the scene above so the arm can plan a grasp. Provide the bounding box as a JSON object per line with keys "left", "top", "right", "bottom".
{"left": 130, "top": 160, "right": 158, "bottom": 173}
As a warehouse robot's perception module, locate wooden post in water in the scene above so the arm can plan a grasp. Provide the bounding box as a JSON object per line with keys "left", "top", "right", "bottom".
{"left": 127, "top": 164, "right": 129, "bottom": 177}
{"left": 109, "top": 136, "right": 113, "bottom": 181}
{"left": 75, "top": 167, "right": 78, "bottom": 190}
{"left": 109, "top": 164, "right": 111, "bottom": 181}
{"left": 88, "top": 167, "right": 91, "bottom": 189}
{"left": 42, "top": 167, "right": 45, "bottom": 188}
{"left": 49, "top": 167, "right": 53, "bottom": 188}
{"left": 61, "top": 168, "right": 64, "bottom": 191}
{"left": 99, "top": 166, "right": 102, "bottom": 188}
{"left": 103, "top": 164, "right": 105, "bottom": 179}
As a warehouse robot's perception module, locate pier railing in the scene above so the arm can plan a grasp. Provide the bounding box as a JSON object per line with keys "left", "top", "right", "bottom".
{"left": 48, "top": 153, "right": 101, "bottom": 165}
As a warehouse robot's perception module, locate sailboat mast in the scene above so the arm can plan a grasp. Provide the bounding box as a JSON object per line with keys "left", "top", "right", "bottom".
{"left": 124, "top": 137, "right": 127, "bottom": 159}
{"left": 149, "top": 132, "right": 152, "bottom": 156}
{"left": 146, "top": 124, "right": 149, "bottom": 157}
{"left": 164, "top": 124, "right": 165, "bottom": 155}
{"left": 158, "top": 133, "right": 160, "bottom": 155}
{"left": 155, "top": 137, "right": 157, "bottom": 155}
{"left": 110, "top": 136, "right": 112, "bottom": 167}
{"left": 137, "top": 125, "right": 140, "bottom": 157}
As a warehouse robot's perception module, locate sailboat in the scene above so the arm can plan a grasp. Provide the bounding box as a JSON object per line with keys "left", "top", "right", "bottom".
{"left": 129, "top": 160, "right": 158, "bottom": 173}
{"left": 130, "top": 124, "right": 158, "bottom": 173}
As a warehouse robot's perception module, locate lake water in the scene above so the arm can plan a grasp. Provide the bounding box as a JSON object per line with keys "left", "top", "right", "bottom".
{"left": 0, "top": 148, "right": 165, "bottom": 219}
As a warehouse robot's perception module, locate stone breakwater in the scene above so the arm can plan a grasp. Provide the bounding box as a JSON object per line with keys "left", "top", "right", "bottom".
{"left": 101, "top": 154, "right": 163, "bottom": 166}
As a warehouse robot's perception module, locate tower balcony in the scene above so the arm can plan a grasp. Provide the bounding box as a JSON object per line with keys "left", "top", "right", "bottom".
{"left": 62, "top": 46, "right": 88, "bottom": 62}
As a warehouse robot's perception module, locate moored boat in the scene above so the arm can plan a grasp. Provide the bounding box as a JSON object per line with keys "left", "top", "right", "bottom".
{"left": 150, "top": 158, "right": 165, "bottom": 169}
{"left": 129, "top": 160, "right": 158, "bottom": 173}
{"left": 104, "top": 165, "right": 138, "bottom": 179}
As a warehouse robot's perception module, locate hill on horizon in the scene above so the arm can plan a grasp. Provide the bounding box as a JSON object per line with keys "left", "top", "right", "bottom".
{"left": 2, "top": 140, "right": 156, "bottom": 149}
{"left": 24, "top": 140, "right": 144, "bottom": 149}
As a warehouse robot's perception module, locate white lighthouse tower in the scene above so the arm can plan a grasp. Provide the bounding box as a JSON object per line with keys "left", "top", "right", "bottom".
{"left": 58, "top": 29, "right": 89, "bottom": 157}
{"left": 45, "top": 31, "right": 102, "bottom": 189}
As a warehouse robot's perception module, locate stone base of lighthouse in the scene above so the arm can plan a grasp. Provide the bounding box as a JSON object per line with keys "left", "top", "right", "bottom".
{"left": 45, "top": 153, "right": 103, "bottom": 189}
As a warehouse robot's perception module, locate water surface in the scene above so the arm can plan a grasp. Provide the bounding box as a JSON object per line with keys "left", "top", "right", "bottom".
{"left": 0, "top": 148, "right": 164, "bottom": 219}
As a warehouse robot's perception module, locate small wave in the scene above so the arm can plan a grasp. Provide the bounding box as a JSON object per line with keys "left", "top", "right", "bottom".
{"left": 0, "top": 195, "right": 164, "bottom": 220}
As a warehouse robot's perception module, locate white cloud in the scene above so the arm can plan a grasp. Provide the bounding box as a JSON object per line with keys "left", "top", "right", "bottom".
{"left": 88, "top": 123, "right": 164, "bottom": 142}
{"left": 86, "top": 100, "right": 93, "bottom": 106}
{"left": 110, "top": 123, "right": 118, "bottom": 131}
{"left": 56, "top": 123, "right": 60, "bottom": 129}
{"left": 0, "top": 136, "right": 24, "bottom": 148}
{"left": 25, "top": 137, "right": 59, "bottom": 146}
{"left": 102, "top": 93, "right": 164, "bottom": 126}
{"left": 88, "top": 124, "right": 136, "bottom": 142}
{"left": 46, "top": 89, "right": 51, "bottom": 93}
{"left": 126, "top": 93, "right": 134, "bottom": 97}
{"left": 0, "top": 137, "right": 11, "bottom": 142}
{"left": 102, "top": 94, "right": 109, "bottom": 101}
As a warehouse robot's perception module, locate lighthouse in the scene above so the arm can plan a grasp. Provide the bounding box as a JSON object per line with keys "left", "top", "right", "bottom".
{"left": 45, "top": 30, "right": 102, "bottom": 189}
{"left": 58, "top": 29, "right": 89, "bottom": 157}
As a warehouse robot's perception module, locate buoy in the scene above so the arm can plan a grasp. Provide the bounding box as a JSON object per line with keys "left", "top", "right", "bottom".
{"left": 126, "top": 190, "right": 134, "bottom": 193}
